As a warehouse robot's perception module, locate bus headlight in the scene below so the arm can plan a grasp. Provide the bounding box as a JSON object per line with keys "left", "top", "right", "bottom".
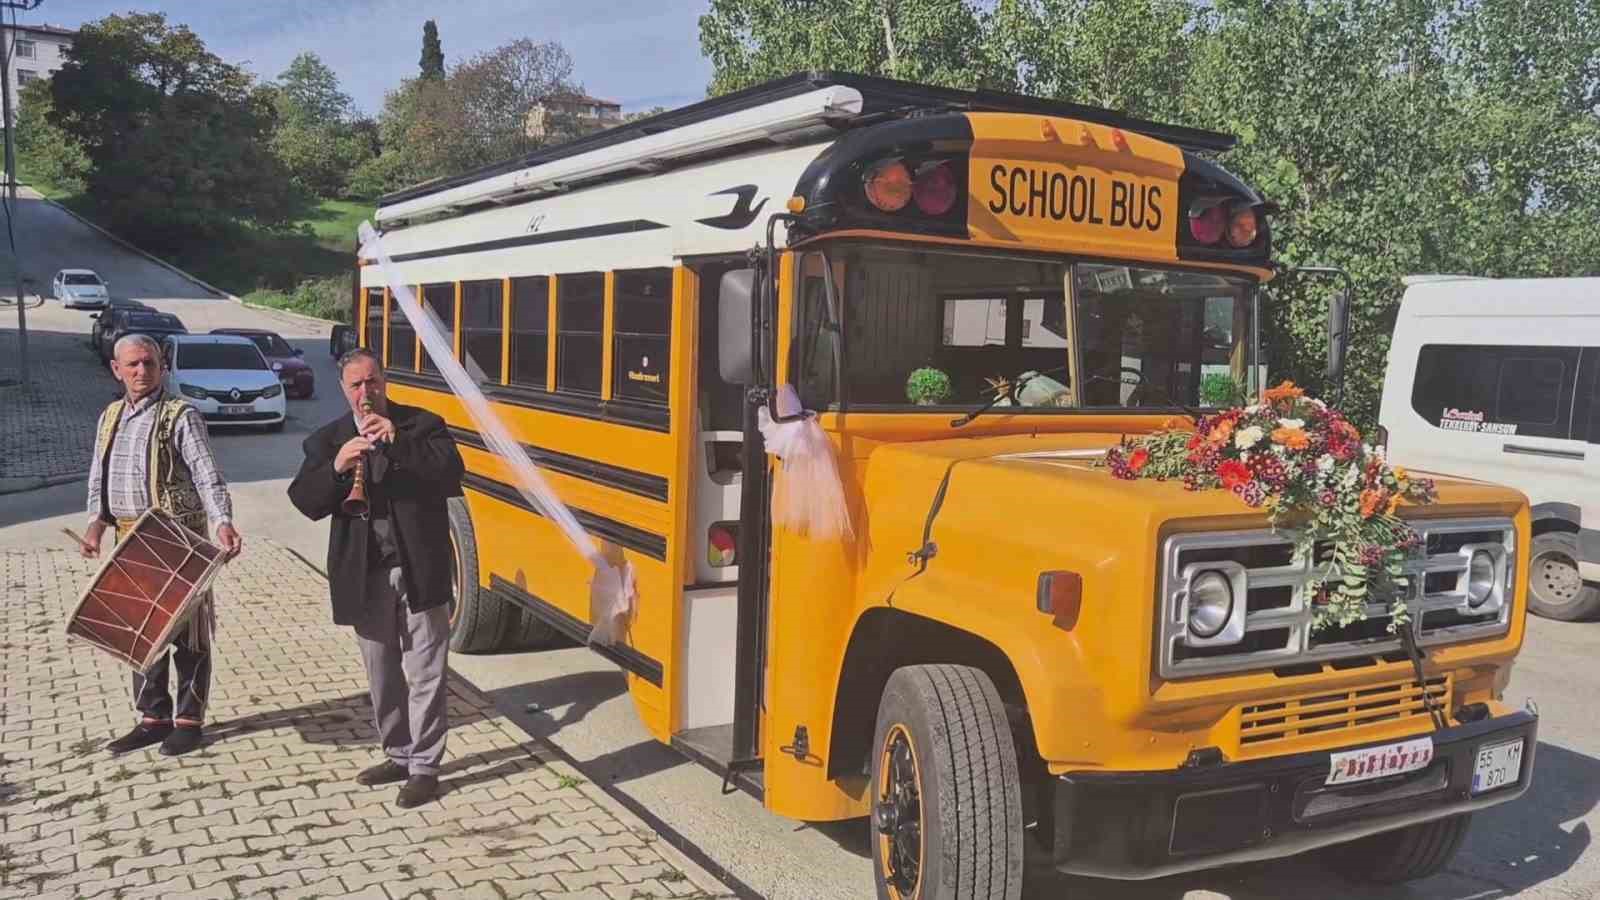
{"left": 1187, "top": 570, "right": 1234, "bottom": 638}
{"left": 1467, "top": 549, "right": 1496, "bottom": 608}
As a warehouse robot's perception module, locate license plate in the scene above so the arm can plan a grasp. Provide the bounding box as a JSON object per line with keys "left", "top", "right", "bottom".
{"left": 1472, "top": 739, "right": 1524, "bottom": 794}
{"left": 219, "top": 404, "right": 252, "bottom": 415}
{"left": 1326, "top": 736, "right": 1434, "bottom": 786}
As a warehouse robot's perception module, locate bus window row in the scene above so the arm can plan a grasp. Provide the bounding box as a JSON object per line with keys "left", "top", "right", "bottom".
{"left": 363, "top": 267, "right": 673, "bottom": 407}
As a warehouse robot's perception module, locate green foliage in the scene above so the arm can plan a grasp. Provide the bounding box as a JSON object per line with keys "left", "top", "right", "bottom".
{"left": 359, "top": 38, "right": 585, "bottom": 197}
{"left": 245, "top": 272, "right": 354, "bottom": 323}
{"left": 905, "top": 367, "right": 952, "bottom": 404}
{"left": 45, "top": 13, "right": 305, "bottom": 240}
{"left": 420, "top": 20, "right": 446, "bottom": 80}
{"left": 15, "top": 79, "right": 90, "bottom": 194}
{"left": 699, "top": 0, "right": 1014, "bottom": 94}
{"left": 701, "top": 0, "right": 1600, "bottom": 429}
{"left": 1200, "top": 373, "right": 1248, "bottom": 408}
{"left": 266, "top": 53, "right": 373, "bottom": 198}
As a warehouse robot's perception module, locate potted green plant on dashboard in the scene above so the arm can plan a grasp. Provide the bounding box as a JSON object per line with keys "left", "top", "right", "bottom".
{"left": 905, "top": 367, "right": 952, "bottom": 406}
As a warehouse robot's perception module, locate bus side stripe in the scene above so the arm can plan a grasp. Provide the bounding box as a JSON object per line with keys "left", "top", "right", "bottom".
{"left": 449, "top": 425, "right": 668, "bottom": 502}
{"left": 389, "top": 219, "right": 669, "bottom": 264}
{"left": 462, "top": 471, "right": 668, "bottom": 561}
{"left": 488, "top": 575, "right": 663, "bottom": 686}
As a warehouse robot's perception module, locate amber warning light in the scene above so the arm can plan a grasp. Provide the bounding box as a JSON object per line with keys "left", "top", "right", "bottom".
{"left": 865, "top": 158, "right": 958, "bottom": 217}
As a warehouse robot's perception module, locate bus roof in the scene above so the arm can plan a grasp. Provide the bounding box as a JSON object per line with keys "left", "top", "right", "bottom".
{"left": 377, "top": 71, "right": 1238, "bottom": 223}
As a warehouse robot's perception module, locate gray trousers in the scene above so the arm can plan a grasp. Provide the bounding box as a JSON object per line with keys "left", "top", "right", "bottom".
{"left": 355, "top": 566, "right": 450, "bottom": 776}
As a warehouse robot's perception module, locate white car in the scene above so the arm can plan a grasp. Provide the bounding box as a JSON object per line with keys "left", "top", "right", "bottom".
{"left": 52, "top": 268, "right": 110, "bottom": 309}
{"left": 160, "top": 334, "right": 286, "bottom": 431}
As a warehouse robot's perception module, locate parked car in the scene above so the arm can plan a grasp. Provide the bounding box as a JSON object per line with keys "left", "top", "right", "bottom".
{"left": 329, "top": 323, "right": 359, "bottom": 359}
{"left": 211, "top": 328, "right": 315, "bottom": 398}
{"left": 87, "top": 299, "right": 152, "bottom": 350}
{"left": 52, "top": 268, "right": 110, "bottom": 309}
{"left": 1379, "top": 274, "right": 1600, "bottom": 621}
{"left": 97, "top": 309, "right": 188, "bottom": 363}
{"left": 160, "top": 334, "right": 286, "bottom": 431}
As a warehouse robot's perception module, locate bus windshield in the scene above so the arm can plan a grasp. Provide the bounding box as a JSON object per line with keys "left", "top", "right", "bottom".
{"left": 791, "top": 243, "right": 1258, "bottom": 412}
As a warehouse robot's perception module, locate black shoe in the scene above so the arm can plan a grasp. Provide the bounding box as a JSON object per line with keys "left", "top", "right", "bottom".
{"left": 396, "top": 774, "right": 439, "bottom": 809}
{"left": 159, "top": 725, "right": 204, "bottom": 757}
{"left": 356, "top": 760, "right": 409, "bottom": 786}
{"left": 107, "top": 722, "right": 172, "bottom": 754}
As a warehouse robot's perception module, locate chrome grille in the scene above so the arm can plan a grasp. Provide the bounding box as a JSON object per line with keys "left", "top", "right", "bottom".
{"left": 1159, "top": 518, "right": 1516, "bottom": 678}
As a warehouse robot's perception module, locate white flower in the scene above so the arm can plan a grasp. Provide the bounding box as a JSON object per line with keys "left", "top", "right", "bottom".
{"left": 1317, "top": 454, "right": 1335, "bottom": 473}
{"left": 1278, "top": 417, "right": 1305, "bottom": 430}
{"left": 1235, "top": 425, "right": 1265, "bottom": 449}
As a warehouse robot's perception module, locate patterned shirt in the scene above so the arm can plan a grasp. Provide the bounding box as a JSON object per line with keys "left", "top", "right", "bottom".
{"left": 86, "top": 389, "right": 233, "bottom": 531}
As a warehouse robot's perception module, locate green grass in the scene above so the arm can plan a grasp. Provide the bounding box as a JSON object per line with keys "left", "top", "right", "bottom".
{"left": 19, "top": 173, "right": 368, "bottom": 323}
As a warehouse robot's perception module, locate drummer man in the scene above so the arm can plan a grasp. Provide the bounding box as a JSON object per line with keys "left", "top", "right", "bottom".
{"left": 83, "top": 333, "right": 242, "bottom": 757}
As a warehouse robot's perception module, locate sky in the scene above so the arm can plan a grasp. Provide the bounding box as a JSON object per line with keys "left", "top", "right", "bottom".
{"left": 17, "top": 0, "right": 718, "bottom": 116}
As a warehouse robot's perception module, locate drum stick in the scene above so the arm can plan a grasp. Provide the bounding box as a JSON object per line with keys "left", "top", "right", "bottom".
{"left": 62, "top": 527, "right": 93, "bottom": 554}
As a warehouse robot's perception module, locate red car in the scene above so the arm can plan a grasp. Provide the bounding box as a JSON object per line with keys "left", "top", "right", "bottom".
{"left": 211, "top": 328, "right": 315, "bottom": 398}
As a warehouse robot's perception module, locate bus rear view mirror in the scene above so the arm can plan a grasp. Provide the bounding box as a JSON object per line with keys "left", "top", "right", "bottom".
{"left": 719, "top": 268, "right": 755, "bottom": 385}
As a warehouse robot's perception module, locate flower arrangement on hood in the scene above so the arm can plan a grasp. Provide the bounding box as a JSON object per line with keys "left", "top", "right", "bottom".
{"left": 1104, "top": 381, "right": 1438, "bottom": 632}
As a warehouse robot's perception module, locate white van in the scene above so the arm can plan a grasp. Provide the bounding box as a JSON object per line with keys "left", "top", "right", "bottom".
{"left": 1379, "top": 274, "right": 1600, "bottom": 621}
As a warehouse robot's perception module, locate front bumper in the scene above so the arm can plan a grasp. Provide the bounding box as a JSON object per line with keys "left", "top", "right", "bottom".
{"left": 277, "top": 369, "right": 314, "bottom": 396}
{"left": 187, "top": 394, "right": 287, "bottom": 426}
{"left": 1050, "top": 709, "right": 1537, "bottom": 879}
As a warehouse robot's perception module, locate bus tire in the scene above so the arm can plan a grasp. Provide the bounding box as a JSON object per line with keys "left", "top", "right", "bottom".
{"left": 1528, "top": 532, "right": 1600, "bottom": 620}
{"left": 446, "top": 497, "right": 511, "bottom": 654}
{"left": 870, "top": 664, "right": 1024, "bottom": 900}
{"left": 1325, "top": 813, "right": 1471, "bottom": 884}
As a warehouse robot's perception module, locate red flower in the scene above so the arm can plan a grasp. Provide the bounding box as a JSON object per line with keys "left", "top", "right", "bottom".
{"left": 1217, "top": 460, "right": 1251, "bottom": 490}
{"left": 1128, "top": 448, "right": 1150, "bottom": 473}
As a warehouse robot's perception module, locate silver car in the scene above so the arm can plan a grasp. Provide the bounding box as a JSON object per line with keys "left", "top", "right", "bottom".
{"left": 52, "top": 268, "right": 110, "bottom": 309}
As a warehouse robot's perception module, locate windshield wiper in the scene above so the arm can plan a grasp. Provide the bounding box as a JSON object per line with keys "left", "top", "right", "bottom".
{"left": 949, "top": 366, "right": 1070, "bottom": 428}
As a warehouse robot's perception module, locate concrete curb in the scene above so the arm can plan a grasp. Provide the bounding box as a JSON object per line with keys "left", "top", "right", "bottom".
{"left": 28, "top": 190, "right": 242, "bottom": 303}
{"left": 0, "top": 470, "right": 87, "bottom": 496}
{"left": 239, "top": 300, "right": 343, "bottom": 327}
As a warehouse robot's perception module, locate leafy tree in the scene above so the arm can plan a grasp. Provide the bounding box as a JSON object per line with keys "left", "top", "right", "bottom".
{"left": 701, "top": 0, "right": 1600, "bottom": 427}
{"left": 267, "top": 52, "right": 372, "bottom": 198}
{"left": 46, "top": 13, "right": 303, "bottom": 239}
{"left": 420, "top": 20, "right": 446, "bottom": 80}
{"left": 699, "top": 0, "right": 1013, "bottom": 94}
{"left": 356, "top": 38, "right": 586, "bottom": 197}
{"left": 15, "top": 79, "right": 90, "bottom": 193}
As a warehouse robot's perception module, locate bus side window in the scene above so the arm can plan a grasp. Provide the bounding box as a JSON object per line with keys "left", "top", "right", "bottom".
{"left": 364, "top": 288, "right": 386, "bottom": 364}
{"left": 613, "top": 268, "right": 672, "bottom": 405}
{"left": 460, "top": 279, "right": 503, "bottom": 384}
{"left": 418, "top": 282, "right": 455, "bottom": 374}
{"left": 556, "top": 272, "right": 604, "bottom": 397}
{"left": 509, "top": 276, "right": 550, "bottom": 391}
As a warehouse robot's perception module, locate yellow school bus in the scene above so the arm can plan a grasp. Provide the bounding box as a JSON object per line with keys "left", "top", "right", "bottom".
{"left": 358, "top": 73, "right": 1535, "bottom": 898}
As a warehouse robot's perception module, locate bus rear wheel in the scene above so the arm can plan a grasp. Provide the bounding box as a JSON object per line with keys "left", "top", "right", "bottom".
{"left": 446, "top": 498, "right": 513, "bottom": 653}
{"left": 870, "top": 664, "right": 1024, "bottom": 900}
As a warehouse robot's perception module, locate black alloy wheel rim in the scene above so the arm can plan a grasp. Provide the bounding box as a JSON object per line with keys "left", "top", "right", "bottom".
{"left": 876, "top": 724, "right": 923, "bottom": 897}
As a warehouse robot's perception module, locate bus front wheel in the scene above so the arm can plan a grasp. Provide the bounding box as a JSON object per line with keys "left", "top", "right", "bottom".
{"left": 870, "top": 664, "right": 1024, "bottom": 900}
{"left": 1323, "top": 813, "right": 1471, "bottom": 883}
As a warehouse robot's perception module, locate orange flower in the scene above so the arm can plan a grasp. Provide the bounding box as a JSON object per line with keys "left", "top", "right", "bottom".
{"left": 1207, "top": 417, "right": 1236, "bottom": 447}
{"left": 1360, "top": 488, "right": 1387, "bottom": 519}
{"left": 1385, "top": 493, "right": 1402, "bottom": 516}
{"left": 1263, "top": 381, "right": 1304, "bottom": 403}
{"left": 1271, "top": 426, "right": 1310, "bottom": 450}
{"left": 1129, "top": 448, "right": 1150, "bottom": 473}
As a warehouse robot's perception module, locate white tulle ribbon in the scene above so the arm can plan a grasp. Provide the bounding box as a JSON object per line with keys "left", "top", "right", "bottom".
{"left": 757, "top": 385, "right": 854, "bottom": 542}
{"left": 358, "top": 222, "right": 636, "bottom": 646}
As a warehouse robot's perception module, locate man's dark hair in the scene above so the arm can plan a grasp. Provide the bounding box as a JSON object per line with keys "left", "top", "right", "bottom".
{"left": 338, "top": 347, "right": 381, "bottom": 375}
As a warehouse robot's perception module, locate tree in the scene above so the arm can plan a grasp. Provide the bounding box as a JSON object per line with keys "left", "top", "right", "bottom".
{"left": 698, "top": 0, "right": 1013, "bottom": 95}
{"left": 15, "top": 79, "right": 90, "bottom": 192}
{"left": 267, "top": 52, "right": 372, "bottom": 198}
{"left": 700, "top": 0, "right": 1600, "bottom": 427}
{"left": 355, "top": 37, "right": 586, "bottom": 197}
{"left": 46, "top": 13, "right": 303, "bottom": 239}
{"left": 420, "top": 20, "right": 445, "bottom": 80}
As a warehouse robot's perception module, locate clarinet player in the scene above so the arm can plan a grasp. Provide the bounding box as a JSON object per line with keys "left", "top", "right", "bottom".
{"left": 288, "top": 348, "right": 464, "bottom": 807}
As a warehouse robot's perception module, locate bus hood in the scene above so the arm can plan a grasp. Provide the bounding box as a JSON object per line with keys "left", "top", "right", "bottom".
{"left": 858, "top": 432, "right": 1530, "bottom": 556}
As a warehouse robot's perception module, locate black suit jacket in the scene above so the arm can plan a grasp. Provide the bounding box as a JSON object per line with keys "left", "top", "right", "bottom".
{"left": 287, "top": 402, "right": 464, "bottom": 626}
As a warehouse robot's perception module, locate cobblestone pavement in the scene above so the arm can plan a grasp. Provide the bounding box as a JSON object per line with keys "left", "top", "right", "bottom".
{"left": 0, "top": 319, "right": 114, "bottom": 483}
{"left": 0, "top": 540, "right": 731, "bottom": 900}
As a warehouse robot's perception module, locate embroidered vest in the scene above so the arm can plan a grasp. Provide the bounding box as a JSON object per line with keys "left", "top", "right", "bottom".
{"left": 95, "top": 394, "right": 209, "bottom": 535}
